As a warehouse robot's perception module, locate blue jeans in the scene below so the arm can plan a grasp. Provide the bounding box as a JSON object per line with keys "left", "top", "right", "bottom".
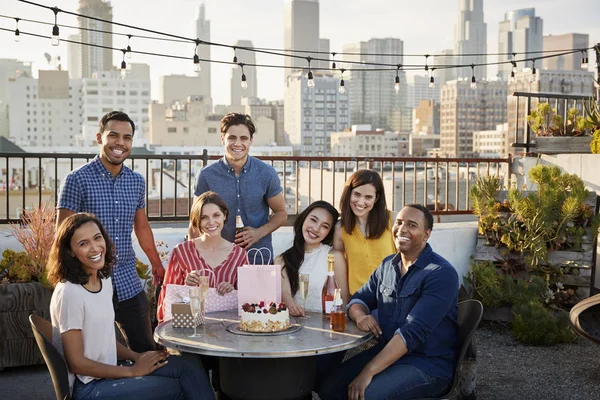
{"left": 73, "top": 355, "right": 215, "bottom": 400}
{"left": 317, "top": 343, "right": 451, "bottom": 400}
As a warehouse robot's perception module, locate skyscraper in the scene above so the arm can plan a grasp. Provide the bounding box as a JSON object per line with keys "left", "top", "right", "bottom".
{"left": 498, "top": 9, "right": 543, "bottom": 80}
{"left": 284, "top": 0, "right": 320, "bottom": 72}
{"left": 195, "top": 2, "right": 211, "bottom": 109}
{"left": 75, "top": 0, "right": 113, "bottom": 79}
{"left": 230, "top": 40, "right": 257, "bottom": 105}
{"left": 343, "top": 38, "right": 407, "bottom": 132}
{"left": 454, "top": 0, "right": 487, "bottom": 79}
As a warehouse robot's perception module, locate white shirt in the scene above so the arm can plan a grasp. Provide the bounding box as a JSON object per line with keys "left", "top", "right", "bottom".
{"left": 293, "top": 244, "right": 332, "bottom": 312}
{"left": 50, "top": 277, "right": 117, "bottom": 388}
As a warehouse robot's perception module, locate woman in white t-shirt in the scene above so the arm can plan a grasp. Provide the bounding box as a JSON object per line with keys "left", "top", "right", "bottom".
{"left": 277, "top": 201, "right": 349, "bottom": 316}
{"left": 47, "top": 213, "right": 215, "bottom": 400}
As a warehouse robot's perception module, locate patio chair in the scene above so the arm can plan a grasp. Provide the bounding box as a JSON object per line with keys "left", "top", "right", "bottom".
{"left": 416, "top": 299, "right": 484, "bottom": 400}
{"left": 569, "top": 293, "right": 600, "bottom": 345}
{"left": 29, "top": 314, "right": 71, "bottom": 400}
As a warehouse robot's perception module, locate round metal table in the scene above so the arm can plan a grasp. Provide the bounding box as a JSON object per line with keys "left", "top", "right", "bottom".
{"left": 154, "top": 310, "right": 373, "bottom": 400}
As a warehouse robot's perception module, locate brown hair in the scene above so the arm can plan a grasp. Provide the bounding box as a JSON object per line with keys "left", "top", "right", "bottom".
{"left": 220, "top": 113, "right": 256, "bottom": 137}
{"left": 99, "top": 111, "right": 135, "bottom": 135}
{"left": 47, "top": 213, "right": 114, "bottom": 287}
{"left": 339, "top": 169, "right": 391, "bottom": 239}
{"left": 190, "top": 191, "right": 230, "bottom": 234}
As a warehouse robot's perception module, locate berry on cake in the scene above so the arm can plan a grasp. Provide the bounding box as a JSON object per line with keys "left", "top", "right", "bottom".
{"left": 239, "top": 301, "right": 290, "bottom": 332}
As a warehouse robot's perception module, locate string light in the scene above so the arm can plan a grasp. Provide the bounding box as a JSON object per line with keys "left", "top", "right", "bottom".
{"left": 511, "top": 53, "right": 517, "bottom": 73}
{"left": 331, "top": 52, "right": 336, "bottom": 69}
{"left": 120, "top": 49, "right": 127, "bottom": 79}
{"left": 394, "top": 64, "right": 401, "bottom": 94}
{"left": 424, "top": 54, "right": 430, "bottom": 73}
{"left": 429, "top": 68, "right": 435, "bottom": 88}
{"left": 126, "top": 34, "right": 132, "bottom": 59}
{"left": 530, "top": 59, "right": 537, "bottom": 83}
{"left": 470, "top": 64, "right": 477, "bottom": 89}
{"left": 306, "top": 57, "right": 315, "bottom": 88}
{"left": 339, "top": 68, "right": 346, "bottom": 94}
{"left": 193, "top": 39, "right": 201, "bottom": 72}
{"left": 14, "top": 18, "right": 20, "bottom": 42}
{"left": 510, "top": 70, "right": 515, "bottom": 83}
{"left": 232, "top": 47, "right": 238, "bottom": 69}
{"left": 51, "top": 7, "right": 60, "bottom": 46}
{"left": 240, "top": 63, "right": 247, "bottom": 89}
{"left": 581, "top": 50, "right": 589, "bottom": 69}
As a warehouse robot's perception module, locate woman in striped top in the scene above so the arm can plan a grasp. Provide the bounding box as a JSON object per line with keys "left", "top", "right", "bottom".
{"left": 157, "top": 192, "right": 248, "bottom": 324}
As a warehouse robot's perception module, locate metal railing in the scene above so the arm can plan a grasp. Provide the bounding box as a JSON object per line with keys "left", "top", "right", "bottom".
{"left": 0, "top": 151, "right": 511, "bottom": 223}
{"left": 511, "top": 91, "right": 594, "bottom": 153}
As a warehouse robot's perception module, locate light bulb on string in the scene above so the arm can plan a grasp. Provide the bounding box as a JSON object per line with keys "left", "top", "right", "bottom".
{"left": 339, "top": 69, "right": 346, "bottom": 94}
{"left": 120, "top": 50, "right": 127, "bottom": 79}
{"left": 394, "top": 64, "right": 401, "bottom": 94}
{"left": 331, "top": 52, "right": 337, "bottom": 69}
{"left": 240, "top": 64, "right": 248, "bottom": 89}
{"left": 470, "top": 64, "right": 477, "bottom": 89}
{"left": 14, "top": 18, "right": 20, "bottom": 42}
{"left": 530, "top": 60, "right": 537, "bottom": 83}
{"left": 510, "top": 70, "right": 515, "bottom": 83}
{"left": 424, "top": 54, "right": 430, "bottom": 73}
{"left": 581, "top": 50, "right": 589, "bottom": 69}
{"left": 428, "top": 68, "right": 436, "bottom": 88}
{"left": 306, "top": 57, "right": 314, "bottom": 88}
{"left": 232, "top": 47, "right": 238, "bottom": 69}
{"left": 126, "top": 35, "right": 132, "bottom": 59}
{"left": 51, "top": 7, "right": 60, "bottom": 46}
{"left": 511, "top": 53, "right": 517, "bottom": 73}
{"left": 193, "top": 39, "right": 201, "bottom": 72}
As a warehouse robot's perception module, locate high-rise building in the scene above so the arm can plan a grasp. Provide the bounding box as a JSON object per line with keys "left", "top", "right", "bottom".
{"left": 284, "top": 72, "right": 350, "bottom": 155}
{"left": 343, "top": 38, "right": 407, "bottom": 132}
{"left": 407, "top": 75, "right": 441, "bottom": 109}
{"left": 7, "top": 71, "right": 82, "bottom": 147}
{"left": 454, "top": 0, "right": 487, "bottom": 79}
{"left": 473, "top": 123, "right": 509, "bottom": 158}
{"left": 435, "top": 49, "right": 457, "bottom": 85}
{"left": 413, "top": 100, "right": 440, "bottom": 135}
{"left": 0, "top": 59, "right": 32, "bottom": 137}
{"left": 284, "top": 0, "right": 320, "bottom": 71}
{"left": 230, "top": 40, "right": 257, "bottom": 105}
{"left": 159, "top": 75, "right": 203, "bottom": 107}
{"left": 498, "top": 8, "right": 543, "bottom": 80}
{"left": 543, "top": 33, "right": 590, "bottom": 71}
{"left": 241, "top": 98, "right": 285, "bottom": 145}
{"left": 75, "top": 0, "right": 113, "bottom": 79}
{"left": 80, "top": 69, "right": 151, "bottom": 146}
{"left": 330, "top": 125, "right": 406, "bottom": 157}
{"left": 66, "top": 34, "right": 82, "bottom": 79}
{"left": 440, "top": 79, "right": 507, "bottom": 157}
{"left": 195, "top": 2, "right": 212, "bottom": 107}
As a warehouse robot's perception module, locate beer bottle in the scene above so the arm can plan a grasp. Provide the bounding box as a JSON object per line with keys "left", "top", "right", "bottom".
{"left": 235, "top": 215, "right": 245, "bottom": 235}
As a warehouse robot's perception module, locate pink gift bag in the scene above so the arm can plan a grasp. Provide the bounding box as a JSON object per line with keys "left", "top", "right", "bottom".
{"left": 163, "top": 284, "right": 238, "bottom": 321}
{"left": 237, "top": 248, "right": 282, "bottom": 315}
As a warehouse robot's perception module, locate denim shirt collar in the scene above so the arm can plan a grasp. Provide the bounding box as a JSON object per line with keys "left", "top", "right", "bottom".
{"left": 391, "top": 243, "right": 434, "bottom": 271}
{"left": 219, "top": 155, "right": 252, "bottom": 174}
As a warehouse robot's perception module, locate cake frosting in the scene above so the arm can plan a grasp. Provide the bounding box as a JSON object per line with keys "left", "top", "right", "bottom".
{"left": 239, "top": 301, "right": 290, "bottom": 333}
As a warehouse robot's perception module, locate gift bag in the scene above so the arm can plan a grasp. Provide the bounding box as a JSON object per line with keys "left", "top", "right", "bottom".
{"left": 237, "top": 248, "right": 282, "bottom": 316}
{"left": 164, "top": 284, "right": 238, "bottom": 321}
{"left": 171, "top": 302, "right": 203, "bottom": 328}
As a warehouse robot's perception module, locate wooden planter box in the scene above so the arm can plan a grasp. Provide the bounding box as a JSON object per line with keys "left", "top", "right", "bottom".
{"left": 0, "top": 282, "right": 53, "bottom": 369}
{"left": 534, "top": 136, "right": 592, "bottom": 154}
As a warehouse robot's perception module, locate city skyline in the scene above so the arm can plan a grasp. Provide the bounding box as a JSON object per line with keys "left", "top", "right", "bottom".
{"left": 1, "top": 0, "right": 598, "bottom": 106}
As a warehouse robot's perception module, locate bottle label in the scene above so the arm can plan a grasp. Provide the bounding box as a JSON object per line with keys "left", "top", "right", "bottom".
{"left": 325, "top": 301, "right": 334, "bottom": 314}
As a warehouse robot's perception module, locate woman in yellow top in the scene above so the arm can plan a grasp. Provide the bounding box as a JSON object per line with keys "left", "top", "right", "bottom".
{"left": 333, "top": 169, "right": 396, "bottom": 294}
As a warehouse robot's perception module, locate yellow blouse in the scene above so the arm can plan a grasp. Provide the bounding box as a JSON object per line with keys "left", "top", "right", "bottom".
{"left": 342, "top": 217, "right": 396, "bottom": 294}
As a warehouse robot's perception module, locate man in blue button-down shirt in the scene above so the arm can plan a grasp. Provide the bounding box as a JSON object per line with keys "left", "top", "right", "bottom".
{"left": 57, "top": 111, "right": 164, "bottom": 352}
{"left": 318, "top": 204, "right": 459, "bottom": 400}
{"left": 191, "top": 113, "right": 287, "bottom": 261}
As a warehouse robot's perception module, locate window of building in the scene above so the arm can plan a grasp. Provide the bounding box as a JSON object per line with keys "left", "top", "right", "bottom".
{"left": 208, "top": 127, "right": 217, "bottom": 133}
{"left": 167, "top": 127, "right": 177, "bottom": 133}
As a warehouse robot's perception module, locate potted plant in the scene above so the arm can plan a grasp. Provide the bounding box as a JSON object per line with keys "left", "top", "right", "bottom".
{"left": 467, "top": 166, "right": 600, "bottom": 344}
{"left": 0, "top": 201, "right": 55, "bottom": 368}
{"left": 583, "top": 97, "right": 600, "bottom": 154}
{"left": 527, "top": 102, "right": 594, "bottom": 154}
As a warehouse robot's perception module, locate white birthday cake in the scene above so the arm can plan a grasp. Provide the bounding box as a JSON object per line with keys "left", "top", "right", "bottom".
{"left": 239, "top": 301, "right": 290, "bottom": 333}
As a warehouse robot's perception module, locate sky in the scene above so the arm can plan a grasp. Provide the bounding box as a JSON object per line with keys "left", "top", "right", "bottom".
{"left": 1, "top": 0, "right": 599, "bottom": 106}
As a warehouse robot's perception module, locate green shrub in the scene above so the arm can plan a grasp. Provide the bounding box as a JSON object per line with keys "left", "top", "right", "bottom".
{"left": 511, "top": 302, "right": 575, "bottom": 345}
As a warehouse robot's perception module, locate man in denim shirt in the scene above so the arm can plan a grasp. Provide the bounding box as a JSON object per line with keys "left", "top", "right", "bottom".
{"left": 318, "top": 204, "right": 459, "bottom": 400}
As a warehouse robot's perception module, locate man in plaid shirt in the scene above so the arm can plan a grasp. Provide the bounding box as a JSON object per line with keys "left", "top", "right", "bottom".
{"left": 56, "top": 111, "right": 164, "bottom": 352}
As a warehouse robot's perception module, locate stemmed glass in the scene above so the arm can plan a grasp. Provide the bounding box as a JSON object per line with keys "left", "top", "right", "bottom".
{"left": 299, "top": 273, "right": 310, "bottom": 318}
{"left": 188, "top": 287, "right": 202, "bottom": 338}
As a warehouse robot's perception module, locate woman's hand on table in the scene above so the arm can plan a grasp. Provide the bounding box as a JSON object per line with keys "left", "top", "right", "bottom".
{"left": 355, "top": 314, "right": 382, "bottom": 338}
{"left": 287, "top": 301, "right": 305, "bottom": 317}
{"left": 185, "top": 270, "right": 200, "bottom": 286}
{"left": 216, "top": 282, "right": 234, "bottom": 295}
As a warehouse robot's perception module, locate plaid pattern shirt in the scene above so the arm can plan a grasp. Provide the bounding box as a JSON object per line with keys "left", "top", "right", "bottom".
{"left": 57, "top": 156, "right": 145, "bottom": 302}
